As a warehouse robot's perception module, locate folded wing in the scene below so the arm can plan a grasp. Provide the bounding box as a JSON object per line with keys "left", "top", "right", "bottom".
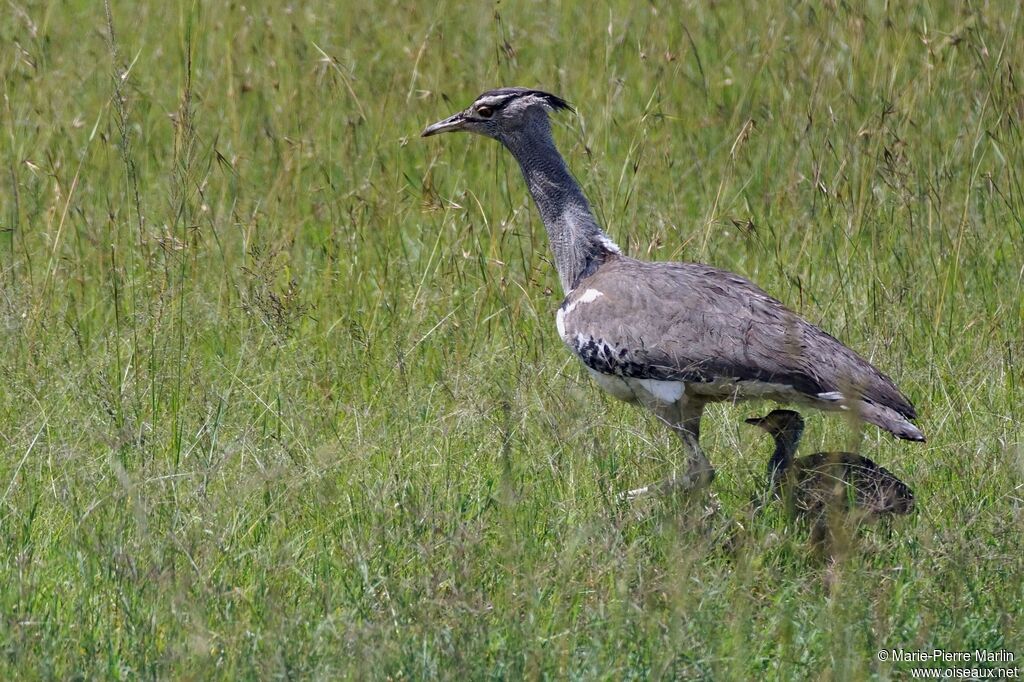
{"left": 558, "top": 257, "right": 923, "bottom": 441}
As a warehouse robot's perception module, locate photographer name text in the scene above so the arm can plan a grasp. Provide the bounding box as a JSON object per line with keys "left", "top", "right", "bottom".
{"left": 878, "top": 649, "right": 1015, "bottom": 665}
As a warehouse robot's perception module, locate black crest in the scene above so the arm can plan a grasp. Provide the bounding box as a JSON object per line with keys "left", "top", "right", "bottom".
{"left": 476, "top": 87, "right": 573, "bottom": 113}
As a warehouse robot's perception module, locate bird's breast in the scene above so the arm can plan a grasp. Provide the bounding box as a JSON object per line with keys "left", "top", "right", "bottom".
{"left": 555, "top": 287, "right": 605, "bottom": 341}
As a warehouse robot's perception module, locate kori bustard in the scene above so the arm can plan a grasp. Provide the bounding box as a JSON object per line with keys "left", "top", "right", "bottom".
{"left": 422, "top": 88, "right": 924, "bottom": 496}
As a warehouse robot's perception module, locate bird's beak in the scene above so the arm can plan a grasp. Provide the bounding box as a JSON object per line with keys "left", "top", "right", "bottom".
{"left": 744, "top": 416, "right": 764, "bottom": 426}
{"left": 421, "top": 112, "right": 467, "bottom": 138}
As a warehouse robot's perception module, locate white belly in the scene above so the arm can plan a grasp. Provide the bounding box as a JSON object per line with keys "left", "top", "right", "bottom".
{"left": 585, "top": 369, "right": 830, "bottom": 409}
{"left": 687, "top": 377, "right": 810, "bottom": 404}
{"left": 586, "top": 369, "right": 685, "bottom": 405}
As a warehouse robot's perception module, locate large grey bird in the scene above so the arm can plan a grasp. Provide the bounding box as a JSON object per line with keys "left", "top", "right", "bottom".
{"left": 422, "top": 87, "right": 924, "bottom": 494}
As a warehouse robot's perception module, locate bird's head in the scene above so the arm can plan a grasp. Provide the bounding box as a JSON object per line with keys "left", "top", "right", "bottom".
{"left": 745, "top": 409, "right": 805, "bottom": 438}
{"left": 421, "top": 87, "right": 572, "bottom": 142}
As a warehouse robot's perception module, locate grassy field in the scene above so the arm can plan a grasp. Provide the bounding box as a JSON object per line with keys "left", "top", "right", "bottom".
{"left": 2, "top": 0, "right": 1022, "bottom": 678}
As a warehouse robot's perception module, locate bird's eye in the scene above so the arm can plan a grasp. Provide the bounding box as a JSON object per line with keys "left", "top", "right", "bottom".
{"left": 476, "top": 106, "right": 493, "bottom": 118}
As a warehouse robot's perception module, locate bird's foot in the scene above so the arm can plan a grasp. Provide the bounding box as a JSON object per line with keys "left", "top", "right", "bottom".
{"left": 621, "top": 483, "right": 655, "bottom": 502}
{"left": 620, "top": 466, "right": 715, "bottom": 502}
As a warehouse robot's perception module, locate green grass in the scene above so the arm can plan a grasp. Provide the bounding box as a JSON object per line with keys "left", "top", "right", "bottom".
{"left": 2, "top": 0, "right": 1022, "bottom": 678}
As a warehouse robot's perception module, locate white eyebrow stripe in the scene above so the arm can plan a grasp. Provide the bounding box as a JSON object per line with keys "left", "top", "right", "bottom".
{"left": 474, "top": 95, "right": 515, "bottom": 108}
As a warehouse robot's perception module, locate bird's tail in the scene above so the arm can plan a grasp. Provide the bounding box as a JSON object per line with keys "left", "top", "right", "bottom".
{"left": 856, "top": 401, "right": 926, "bottom": 442}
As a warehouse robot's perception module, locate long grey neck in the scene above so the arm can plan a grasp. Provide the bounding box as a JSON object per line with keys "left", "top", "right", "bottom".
{"left": 500, "top": 120, "right": 618, "bottom": 293}
{"left": 767, "top": 429, "right": 802, "bottom": 487}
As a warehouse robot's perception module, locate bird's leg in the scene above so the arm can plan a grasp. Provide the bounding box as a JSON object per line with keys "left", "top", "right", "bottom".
{"left": 676, "top": 412, "right": 715, "bottom": 488}
{"left": 809, "top": 517, "right": 830, "bottom": 555}
{"left": 623, "top": 398, "right": 714, "bottom": 500}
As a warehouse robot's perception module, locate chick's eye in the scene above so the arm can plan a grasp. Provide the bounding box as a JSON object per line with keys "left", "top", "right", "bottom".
{"left": 476, "top": 106, "right": 493, "bottom": 118}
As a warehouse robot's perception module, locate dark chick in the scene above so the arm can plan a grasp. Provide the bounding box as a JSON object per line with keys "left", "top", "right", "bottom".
{"left": 745, "top": 409, "right": 914, "bottom": 549}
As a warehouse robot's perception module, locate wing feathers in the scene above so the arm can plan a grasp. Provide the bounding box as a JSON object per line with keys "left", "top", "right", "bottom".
{"left": 560, "top": 257, "right": 921, "bottom": 432}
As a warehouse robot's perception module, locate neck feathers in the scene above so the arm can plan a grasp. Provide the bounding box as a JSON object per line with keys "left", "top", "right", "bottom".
{"left": 499, "top": 115, "right": 618, "bottom": 293}
{"left": 767, "top": 428, "right": 802, "bottom": 485}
